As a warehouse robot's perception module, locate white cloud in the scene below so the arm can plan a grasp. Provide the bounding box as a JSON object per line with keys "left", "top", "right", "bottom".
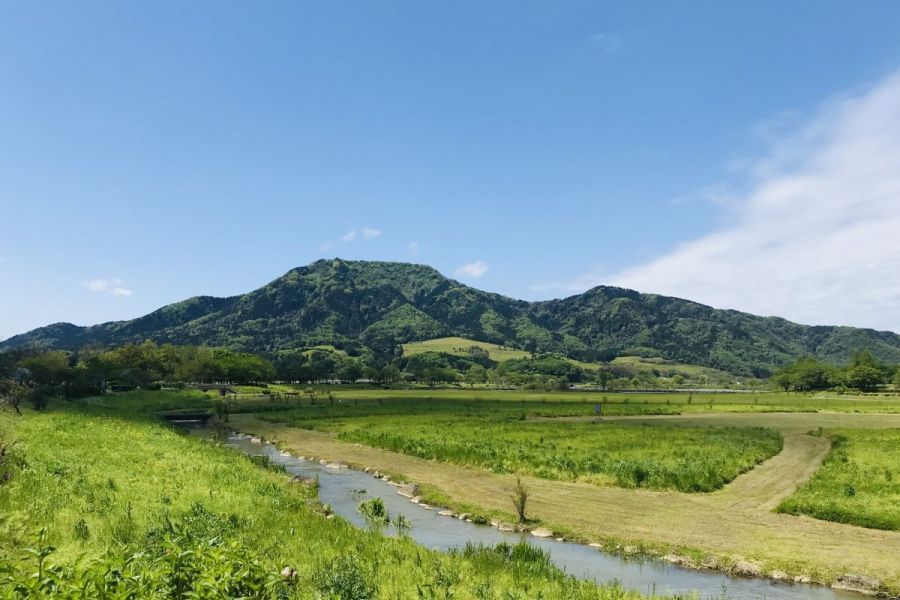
{"left": 323, "top": 227, "right": 382, "bottom": 250}
{"left": 408, "top": 241, "right": 421, "bottom": 256}
{"left": 454, "top": 260, "right": 489, "bottom": 279}
{"left": 83, "top": 278, "right": 133, "bottom": 297}
{"left": 602, "top": 72, "right": 900, "bottom": 332}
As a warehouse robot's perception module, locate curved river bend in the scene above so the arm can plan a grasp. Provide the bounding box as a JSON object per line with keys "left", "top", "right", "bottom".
{"left": 222, "top": 432, "right": 861, "bottom": 600}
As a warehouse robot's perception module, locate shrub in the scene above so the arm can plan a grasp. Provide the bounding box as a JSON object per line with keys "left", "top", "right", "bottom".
{"left": 312, "top": 556, "right": 376, "bottom": 600}
{"left": 358, "top": 497, "right": 390, "bottom": 525}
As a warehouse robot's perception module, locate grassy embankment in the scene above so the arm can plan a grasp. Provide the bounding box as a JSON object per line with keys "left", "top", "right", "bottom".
{"left": 0, "top": 393, "right": 683, "bottom": 599}
{"left": 779, "top": 428, "right": 900, "bottom": 530}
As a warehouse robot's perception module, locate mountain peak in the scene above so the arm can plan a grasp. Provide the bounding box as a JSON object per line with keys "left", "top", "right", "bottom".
{"left": 4, "top": 258, "right": 900, "bottom": 375}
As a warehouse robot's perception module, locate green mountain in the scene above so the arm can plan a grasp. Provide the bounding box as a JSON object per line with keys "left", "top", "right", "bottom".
{"left": 5, "top": 258, "right": 900, "bottom": 376}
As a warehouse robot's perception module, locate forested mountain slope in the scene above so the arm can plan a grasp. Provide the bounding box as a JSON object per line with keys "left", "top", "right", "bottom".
{"left": 5, "top": 258, "right": 900, "bottom": 376}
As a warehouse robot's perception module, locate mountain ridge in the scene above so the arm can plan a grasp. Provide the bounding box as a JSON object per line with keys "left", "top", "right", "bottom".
{"left": 4, "top": 258, "right": 900, "bottom": 376}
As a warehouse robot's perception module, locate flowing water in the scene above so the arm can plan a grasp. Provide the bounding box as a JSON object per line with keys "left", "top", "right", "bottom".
{"left": 220, "top": 432, "right": 861, "bottom": 600}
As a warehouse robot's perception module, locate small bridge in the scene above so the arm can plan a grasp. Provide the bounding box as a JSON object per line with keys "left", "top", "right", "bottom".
{"left": 160, "top": 410, "right": 213, "bottom": 425}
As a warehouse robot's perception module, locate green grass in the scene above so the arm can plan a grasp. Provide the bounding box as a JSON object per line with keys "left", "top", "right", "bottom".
{"left": 778, "top": 429, "right": 900, "bottom": 530}
{"left": 335, "top": 418, "right": 782, "bottom": 492}
{"left": 0, "top": 397, "right": 679, "bottom": 599}
{"left": 401, "top": 337, "right": 532, "bottom": 362}
{"left": 401, "top": 336, "right": 601, "bottom": 370}
{"left": 249, "top": 393, "right": 784, "bottom": 493}
{"left": 610, "top": 356, "right": 743, "bottom": 384}
{"left": 241, "top": 387, "right": 900, "bottom": 419}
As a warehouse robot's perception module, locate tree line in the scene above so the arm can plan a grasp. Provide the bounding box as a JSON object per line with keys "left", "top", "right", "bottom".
{"left": 771, "top": 350, "right": 897, "bottom": 392}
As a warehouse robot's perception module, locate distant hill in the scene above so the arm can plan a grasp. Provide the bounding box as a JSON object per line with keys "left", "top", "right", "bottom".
{"left": 5, "top": 258, "right": 900, "bottom": 376}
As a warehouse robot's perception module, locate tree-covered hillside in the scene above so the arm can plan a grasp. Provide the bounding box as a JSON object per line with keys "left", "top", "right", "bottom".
{"left": 5, "top": 258, "right": 900, "bottom": 376}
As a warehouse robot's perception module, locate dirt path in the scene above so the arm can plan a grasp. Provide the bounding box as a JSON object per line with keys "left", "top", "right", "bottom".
{"left": 233, "top": 413, "right": 900, "bottom": 591}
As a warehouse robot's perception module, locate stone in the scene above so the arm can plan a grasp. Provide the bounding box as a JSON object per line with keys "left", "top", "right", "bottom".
{"left": 438, "top": 510, "right": 456, "bottom": 517}
{"left": 250, "top": 437, "right": 262, "bottom": 444}
{"left": 662, "top": 554, "right": 696, "bottom": 569}
{"left": 410, "top": 496, "right": 421, "bottom": 504}
{"left": 457, "top": 513, "right": 470, "bottom": 520}
{"left": 325, "top": 462, "right": 342, "bottom": 469}
{"left": 530, "top": 527, "right": 553, "bottom": 538}
{"left": 794, "top": 575, "right": 811, "bottom": 584}
{"left": 397, "top": 483, "right": 418, "bottom": 498}
{"left": 832, "top": 573, "right": 882, "bottom": 595}
{"left": 588, "top": 543, "right": 603, "bottom": 549}
{"left": 319, "top": 459, "right": 328, "bottom": 465}
{"left": 623, "top": 546, "right": 638, "bottom": 555}
{"left": 700, "top": 556, "right": 718, "bottom": 569}
{"left": 732, "top": 560, "right": 763, "bottom": 577}
{"left": 497, "top": 522, "right": 516, "bottom": 532}
{"left": 290, "top": 475, "right": 316, "bottom": 486}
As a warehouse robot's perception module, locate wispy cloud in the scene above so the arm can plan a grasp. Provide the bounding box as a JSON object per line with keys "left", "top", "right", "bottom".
{"left": 603, "top": 72, "right": 900, "bottom": 332}
{"left": 322, "top": 227, "right": 382, "bottom": 251}
{"left": 82, "top": 278, "right": 133, "bottom": 297}
{"left": 454, "top": 260, "right": 489, "bottom": 279}
{"left": 408, "top": 241, "right": 421, "bottom": 256}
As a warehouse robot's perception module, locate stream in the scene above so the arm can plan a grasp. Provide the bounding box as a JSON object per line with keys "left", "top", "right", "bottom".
{"left": 219, "top": 431, "right": 861, "bottom": 600}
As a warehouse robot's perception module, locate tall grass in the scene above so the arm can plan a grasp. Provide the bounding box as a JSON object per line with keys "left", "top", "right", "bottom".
{"left": 338, "top": 418, "right": 783, "bottom": 492}
{"left": 0, "top": 402, "right": 681, "bottom": 599}
{"left": 778, "top": 429, "right": 900, "bottom": 530}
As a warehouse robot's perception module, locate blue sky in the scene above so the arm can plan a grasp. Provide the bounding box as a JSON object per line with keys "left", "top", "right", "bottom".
{"left": 3, "top": 1, "right": 900, "bottom": 340}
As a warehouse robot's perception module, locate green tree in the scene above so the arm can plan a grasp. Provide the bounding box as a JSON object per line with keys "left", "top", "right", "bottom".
{"left": 463, "top": 365, "right": 487, "bottom": 387}
{"left": 845, "top": 365, "right": 883, "bottom": 392}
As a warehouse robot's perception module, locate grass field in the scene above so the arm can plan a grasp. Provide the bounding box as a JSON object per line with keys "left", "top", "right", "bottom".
{"left": 401, "top": 336, "right": 601, "bottom": 370}
{"left": 16, "top": 387, "right": 900, "bottom": 592}
{"left": 238, "top": 409, "right": 900, "bottom": 593}
{"left": 336, "top": 418, "right": 782, "bottom": 492}
{"left": 401, "top": 337, "right": 532, "bottom": 362}
{"left": 236, "top": 386, "right": 900, "bottom": 418}
{"left": 778, "top": 428, "right": 900, "bottom": 530}
{"left": 0, "top": 397, "right": 672, "bottom": 599}
{"left": 609, "top": 356, "right": 744, "bottom": 384}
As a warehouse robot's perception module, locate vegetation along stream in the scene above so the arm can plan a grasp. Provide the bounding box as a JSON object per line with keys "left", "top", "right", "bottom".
{"left": 220, "top": 431, "right": 863, "bottom": 600}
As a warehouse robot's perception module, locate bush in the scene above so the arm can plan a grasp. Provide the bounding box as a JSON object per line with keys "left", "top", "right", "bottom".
{"left": 358, "top": 497, "right": 390, "bottom": 525}
{"left": 312, "top": 556, "right": 376, "bottom": 600}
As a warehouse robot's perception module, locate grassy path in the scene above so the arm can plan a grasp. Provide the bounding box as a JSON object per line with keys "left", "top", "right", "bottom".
{"left": 233, "top": 412, "right": 900, "bottom": 592}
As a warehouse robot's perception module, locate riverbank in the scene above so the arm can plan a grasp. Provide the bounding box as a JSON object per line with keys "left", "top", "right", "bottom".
{"left": 232, "top": 411, "right": 900, "bottom": 596}
{"left": 223, "top": 430, "right": 865, "bottom": 600}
